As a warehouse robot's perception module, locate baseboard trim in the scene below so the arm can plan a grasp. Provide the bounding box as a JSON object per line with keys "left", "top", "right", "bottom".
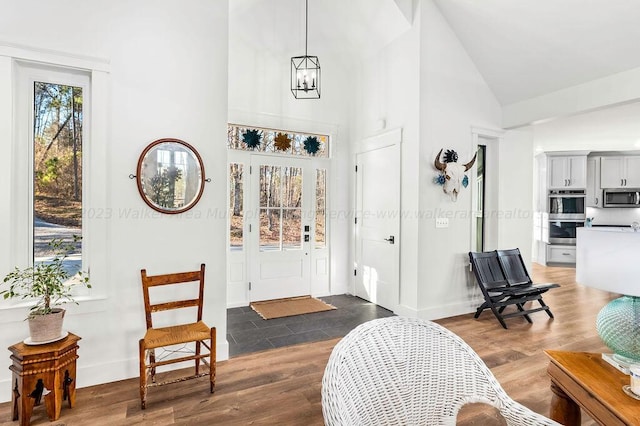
{"left": 417, "top": 297, "right": 483, "bottom": 321}
{"left": 0, "top": 340, "right": 230, "bottom": 403}
{"left": 394, "top": 304, "right": 419, "bottom": 317}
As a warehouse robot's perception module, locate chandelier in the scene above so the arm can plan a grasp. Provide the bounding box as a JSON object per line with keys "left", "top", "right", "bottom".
{"left": 291, "top": 0, "right": 320, "bottom": 99}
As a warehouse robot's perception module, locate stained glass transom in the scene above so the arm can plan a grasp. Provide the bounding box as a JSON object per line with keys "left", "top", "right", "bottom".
{"left": 227, "top": 124, "right": 329, "bottom": 158}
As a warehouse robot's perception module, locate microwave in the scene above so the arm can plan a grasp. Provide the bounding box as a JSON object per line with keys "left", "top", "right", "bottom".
{"left": 603, "top": 189, "right": 640, "bottom": 208}
{"left": 548, "top": 190, "right": 586, "bottom": 220}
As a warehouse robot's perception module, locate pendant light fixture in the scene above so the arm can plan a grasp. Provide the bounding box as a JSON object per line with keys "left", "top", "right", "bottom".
{"left": 291, "top": 0, "right": 320, "bottom": 99}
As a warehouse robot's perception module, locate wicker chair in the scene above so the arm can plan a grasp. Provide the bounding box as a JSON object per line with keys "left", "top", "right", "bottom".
{"left": 321, "top": 317, "right": 559, "bottom": 426}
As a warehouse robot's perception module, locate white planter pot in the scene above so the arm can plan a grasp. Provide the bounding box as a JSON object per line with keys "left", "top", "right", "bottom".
{"left": 28, "top": 308, "right": 65, "bottom": 343}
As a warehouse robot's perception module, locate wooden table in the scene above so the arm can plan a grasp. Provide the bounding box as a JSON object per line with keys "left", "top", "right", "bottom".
{"left": 8, "top": 333, "right": 80, "bottom": 426}
{"left": 545, "top": 350, "right": 640, "bottom": 425}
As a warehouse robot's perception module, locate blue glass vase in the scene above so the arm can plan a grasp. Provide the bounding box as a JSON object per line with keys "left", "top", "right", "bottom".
{"left": 596, "top": 295, "right": 640, "bottom": 363}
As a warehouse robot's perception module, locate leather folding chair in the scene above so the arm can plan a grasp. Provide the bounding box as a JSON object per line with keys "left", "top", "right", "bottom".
{"left": 138, "top": 263, "right": 215, "bottom": 409}
{"left": 469, "top": 250, "right": 559, "bottom": 329}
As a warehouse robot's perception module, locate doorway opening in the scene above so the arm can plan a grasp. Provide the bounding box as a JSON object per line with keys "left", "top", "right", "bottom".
{"left": 226, "top": 124, "right": 330, "bottom": 306}
{"left": 471, "top": 132, "right": 500, "bottom": 253}
{"left": 475, "top": 144, "right": 486, "bottom": 252}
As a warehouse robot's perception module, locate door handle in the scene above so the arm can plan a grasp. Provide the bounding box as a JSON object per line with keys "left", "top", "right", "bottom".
{"left": 384, "top": 236, "right": 395, "bottom": 244}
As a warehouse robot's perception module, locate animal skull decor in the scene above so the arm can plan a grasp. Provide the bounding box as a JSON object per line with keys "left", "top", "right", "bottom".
{"left": 434, "top": 148, "right": 477, "bottom": 201}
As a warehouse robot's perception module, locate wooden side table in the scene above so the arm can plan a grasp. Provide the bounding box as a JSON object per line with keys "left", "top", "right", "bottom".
{"left": 8, "top": 333, "right": 80, "bottom": 426}
{"left": 545, "top": 350, "right": 640, "bottom": 426}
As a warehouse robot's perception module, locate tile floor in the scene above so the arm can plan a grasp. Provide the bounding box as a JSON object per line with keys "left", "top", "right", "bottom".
{"left": 227, "top": 294, "right": 395, "bottom": 357}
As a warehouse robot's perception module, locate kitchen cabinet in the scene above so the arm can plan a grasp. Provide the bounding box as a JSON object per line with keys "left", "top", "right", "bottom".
{"left": 546, "top": 244, "right": 576, "bottom": 264}
{"left": 586, "top": 157, "right": 601, "bottom": 207}
{"left": 548, "top": 156, "right": 587, "bottom": 189}
{"left": 600, "top": 156, "right": 640, "bottom": 188}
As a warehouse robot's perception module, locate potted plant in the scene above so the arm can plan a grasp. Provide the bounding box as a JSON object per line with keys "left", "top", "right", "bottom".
{"left": 1, "top": 236, "right": 91, "bottom": 343}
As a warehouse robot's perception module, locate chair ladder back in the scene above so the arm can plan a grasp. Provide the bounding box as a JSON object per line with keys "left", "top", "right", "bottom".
{"left": 469, "top": 251, "right": 507, "bottom": 290}
{"left": 137, "top": 263, "right": 214, "bottom": 410}
{"left": 140, "top": 264, "right": 206, "bottom": 329}
{"left": 496, "top": 249, "right": 531, "bottom": 286}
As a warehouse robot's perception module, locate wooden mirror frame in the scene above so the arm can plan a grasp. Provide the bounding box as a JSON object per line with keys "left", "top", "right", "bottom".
{"left": 136, "top": 138, "right": 205, "bottom": 214}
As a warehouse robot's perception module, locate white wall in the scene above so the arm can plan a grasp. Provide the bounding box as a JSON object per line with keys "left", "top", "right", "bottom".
{"left": 0, "top": 0, "right": 229, "bottom": 402}
{"left": 416, "top": 0, "right": 509, "bottom": 319}
{"left": 498, "top": 129, "right": 535, "bottom": 269}
{"left": 352, "top": 9, "right": 421, "bottom": 314}
{"left": 352, "top": 1, "right": 535, "bottom": 319}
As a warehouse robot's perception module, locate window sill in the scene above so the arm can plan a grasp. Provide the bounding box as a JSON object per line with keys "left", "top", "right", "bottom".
{"left": 0, "top": 295, "right": 108, "bottom": 323}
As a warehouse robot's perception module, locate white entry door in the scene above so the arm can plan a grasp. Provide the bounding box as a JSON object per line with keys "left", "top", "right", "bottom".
{"left": 354, "top": 132, "right": 401, "bottom": 311}
{"left": 249, "top": 155, "right": 312, "bottom": 301}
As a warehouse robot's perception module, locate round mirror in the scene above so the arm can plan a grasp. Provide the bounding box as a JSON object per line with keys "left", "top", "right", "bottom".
{"left": 136, "top": 138, "right": 205, "bottom": 214}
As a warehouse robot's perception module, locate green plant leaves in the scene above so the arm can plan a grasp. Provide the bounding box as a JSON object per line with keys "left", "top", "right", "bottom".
{"left": 0, "top": 236, "right": 90, "bottom": 317}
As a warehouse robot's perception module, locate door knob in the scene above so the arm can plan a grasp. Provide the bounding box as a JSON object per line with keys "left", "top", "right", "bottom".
{"left": 384, "top": 236, "right": 395, "bottom": 244}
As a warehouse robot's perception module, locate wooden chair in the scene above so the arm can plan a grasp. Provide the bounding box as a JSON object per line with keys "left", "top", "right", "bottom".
{"left": 139, "top": 264, "right": 215, "bottom": 409}
{"left": 468, "top": 250, "right": 559, "bottom": 329}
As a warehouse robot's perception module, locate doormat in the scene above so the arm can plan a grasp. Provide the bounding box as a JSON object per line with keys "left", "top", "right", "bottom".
{"left": 250, "top": 296, "right": 336, "bottom": 320}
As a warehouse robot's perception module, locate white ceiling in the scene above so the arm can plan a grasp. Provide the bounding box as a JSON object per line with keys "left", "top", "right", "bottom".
{"left": 431, "top": 0, "right": 640, "bottom": 150}
{"left": 229, "top": 0, "right": 411, "bottom": 61}
{"left": 232, "top": 0, "right": 640, "bottom": 106}
{"left": 433, "top": 0, "right": 640, "bottom": 106}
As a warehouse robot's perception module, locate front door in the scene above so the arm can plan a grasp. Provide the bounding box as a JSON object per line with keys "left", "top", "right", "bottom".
{"left": 354, "top": 131, "right": 401, "bottom": 311}
{"left": 249, "top": 155, "right": 312, "bottom": 301}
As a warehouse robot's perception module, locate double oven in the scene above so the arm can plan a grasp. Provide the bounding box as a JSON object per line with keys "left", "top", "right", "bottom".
{"left": 548, "top": 189, "right": 585, "bottom": 244}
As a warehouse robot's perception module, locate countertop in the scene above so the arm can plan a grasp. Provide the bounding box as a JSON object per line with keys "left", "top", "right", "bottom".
{"left": 583, "top": 225, "right": 639, "bottom": 233}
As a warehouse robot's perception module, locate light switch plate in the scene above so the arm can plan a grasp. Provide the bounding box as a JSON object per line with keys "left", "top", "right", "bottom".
{"left": 435, "top": 217, "right": 449, "bottom": 228}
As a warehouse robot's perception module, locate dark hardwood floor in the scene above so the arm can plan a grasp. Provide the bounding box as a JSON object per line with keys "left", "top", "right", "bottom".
{"left": 0, "top": 264, "right": 615, "bottom": 425}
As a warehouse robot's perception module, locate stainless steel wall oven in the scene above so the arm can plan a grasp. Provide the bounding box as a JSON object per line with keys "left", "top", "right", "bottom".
{"left": 548, "top": 189, "right": 586, "bottom": 220}
{"left": 548, "top": 220, "right": 583, "bottom": 244}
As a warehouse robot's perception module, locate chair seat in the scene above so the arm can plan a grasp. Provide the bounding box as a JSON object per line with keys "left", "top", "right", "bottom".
{"left": 495, "top": 283, "right": 559, "bottom": 297}
{"left": 142, "top": 320, "right": 211, "bottom": 349}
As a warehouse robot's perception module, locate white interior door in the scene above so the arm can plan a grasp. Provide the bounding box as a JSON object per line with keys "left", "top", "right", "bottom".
{"left": 249, "top": 155, "right": 312, "bottom": 301}
{"left": 354, "top": 135, "right": 400, "bottom": 311}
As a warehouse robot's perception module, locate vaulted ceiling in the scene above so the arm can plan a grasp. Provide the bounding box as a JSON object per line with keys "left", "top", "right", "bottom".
{"left": 433, "top": 0, "right": 640, "bottom": 106}
{"left": 229, "top": 0, "right": 411, "bottom": 62}
{"left": 231, "top": 0, "right": 640, "bottom": 147}
{"left": 232, "top": 0, "right": 640, "bottom": 106}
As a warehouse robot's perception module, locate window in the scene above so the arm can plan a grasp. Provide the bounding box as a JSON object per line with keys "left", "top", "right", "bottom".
{"left": 226, "top": 123, "right": 330, "bottom": 253}
{"left": 2, "top": 55, "right": 109, "bottom": 312}
{"left": 315, "top": 169, "right": 326, "bottom": 247}
{"left": 33, "top": 81, "right": 84, "bottom": 276}
{"left": 229, "top": 163, "right": 244, "bottom": 250}
{"left": 227, "top": 124, "right": 329, "bottom": 158}
{"left": 258, "top": 165, "right": 303, "bottom": 251}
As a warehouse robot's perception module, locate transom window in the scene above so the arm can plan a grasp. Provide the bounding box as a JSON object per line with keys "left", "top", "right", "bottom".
{"left": 227, "top": 124, "right": 329, "bottom": 158}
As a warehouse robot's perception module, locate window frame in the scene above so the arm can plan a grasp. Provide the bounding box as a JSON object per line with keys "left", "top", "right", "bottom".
{"left": 7, "top": 62, "right": 92, "bottom": 307}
